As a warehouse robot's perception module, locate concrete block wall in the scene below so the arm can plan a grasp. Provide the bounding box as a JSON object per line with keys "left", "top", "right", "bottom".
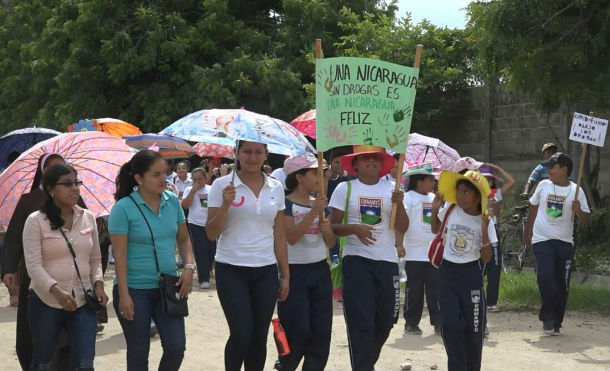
{"left": 418, "top": 85, "right": 610, "bottom": 212}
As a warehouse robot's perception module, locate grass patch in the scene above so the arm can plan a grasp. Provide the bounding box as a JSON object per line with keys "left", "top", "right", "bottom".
{"left": 488, "top": 271, "right": 610, "bottom": 314}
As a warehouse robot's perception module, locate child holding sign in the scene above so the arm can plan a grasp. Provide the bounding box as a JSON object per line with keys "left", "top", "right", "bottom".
{"left": 524, "top": 152, "right": 590, "bottom": 335}
{"left": 329, "top": 145, "right": 407, "bottom": 371}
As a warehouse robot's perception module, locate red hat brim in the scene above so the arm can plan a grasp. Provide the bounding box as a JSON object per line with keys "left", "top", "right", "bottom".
{"left": 340, "top": 151, "right": 396, "bottom": 178}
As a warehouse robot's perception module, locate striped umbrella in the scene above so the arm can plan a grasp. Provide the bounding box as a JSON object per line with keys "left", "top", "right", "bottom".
{"left": 123, "top": 134, "right": 196, "bottom": 159}
{"left": 0, "top": 131, "right": 133, "bottom": 225}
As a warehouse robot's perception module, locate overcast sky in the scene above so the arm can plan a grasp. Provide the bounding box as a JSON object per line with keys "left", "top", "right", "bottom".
{"left": 395, "top": 0, "right": 471, "bottom": 28}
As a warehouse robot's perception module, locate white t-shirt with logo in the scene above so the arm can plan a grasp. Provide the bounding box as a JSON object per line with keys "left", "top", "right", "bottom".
{"left": 403, "top": 191, "right": 436, "bottom": 262}
{"left": 438, "top": 205, "right": 498, "bottom": 264}
{"left": 329, "top": 178, "right": 397, "bottom": 263}
{"left": 182, "top": 185, "right": 212, "bottom": 226}
{"left": 208, "top": 173, "right": 285, "bottom": 267}
{"left": 284, "top": 199, "right": 330, "bottom": 264}
{"left": 529, "top": 180, "right": 589, "bottom": 244}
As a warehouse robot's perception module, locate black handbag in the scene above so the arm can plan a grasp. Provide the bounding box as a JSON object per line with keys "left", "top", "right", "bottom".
{"left": 58, "top": 228, "right": 103, "bottom": 313}
{"left": 128, "top": 195, "right": 189, "bottom": 317}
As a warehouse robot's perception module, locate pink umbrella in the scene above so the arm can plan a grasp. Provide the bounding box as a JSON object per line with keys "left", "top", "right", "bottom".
{"left": 290, "top": 109, "right": 317, "bottom": 138}
{"left": 404, "top": 133, "right": 460, "bottom": 172}
{"left": 0, "top": 131, "right": 133, "bottom": 225}
{"left": 193, "top": 142, "right": 235, "bottom": 159}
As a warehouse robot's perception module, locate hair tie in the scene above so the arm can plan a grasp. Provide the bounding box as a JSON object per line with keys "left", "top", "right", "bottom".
{"left": 40, "top": 153, "right": 59, "bottom": 170}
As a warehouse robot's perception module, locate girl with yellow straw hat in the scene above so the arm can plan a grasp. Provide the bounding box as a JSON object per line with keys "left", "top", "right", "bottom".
{"left": 431, "top": 169, "right": 497, "bottom": 371}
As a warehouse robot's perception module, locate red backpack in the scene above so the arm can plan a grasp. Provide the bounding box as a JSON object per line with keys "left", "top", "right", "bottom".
{"left": 428, "top": 204, "right": 456, "bottom": 268}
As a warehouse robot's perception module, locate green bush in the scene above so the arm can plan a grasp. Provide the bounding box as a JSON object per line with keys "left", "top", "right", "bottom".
{"left": 574, "top": 206, "right": 610, "bottom": 275}
{"left": 488, "top": 271, "right": 610, "bottom": 314}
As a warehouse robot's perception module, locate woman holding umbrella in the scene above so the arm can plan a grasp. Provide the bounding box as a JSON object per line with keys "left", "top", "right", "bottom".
{"left": 206, "top": 140, "right": 289, "bottom": 371}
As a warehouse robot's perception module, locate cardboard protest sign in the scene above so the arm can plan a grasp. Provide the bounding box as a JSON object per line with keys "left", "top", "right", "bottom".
{"left": 569, "top": 112, "right": 607, "bottom": 147}
{"left": 315, "top": 57, "right": 419, "bottom": 153}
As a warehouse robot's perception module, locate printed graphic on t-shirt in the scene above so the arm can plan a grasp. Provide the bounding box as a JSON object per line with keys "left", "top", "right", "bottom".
{"left": 359, "top": 196, "right": 383, "bottom": 225}
{"left": 546, "top": 194, "right": 565, "bottom": 219}
{"left": 293, "top": 209, "right": 319, "bottom": 235}
{"left": 422, "top": 202, "right": 432, "bottom": 224}
{"left": 448, "top": 224, "right": 475, "bottom": 256}
{"left": 198, "top": 193, "right": 208, "bottom": 208}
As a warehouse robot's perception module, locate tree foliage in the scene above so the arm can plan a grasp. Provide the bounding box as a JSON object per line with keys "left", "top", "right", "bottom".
{"left": 468, "top": 0, "right": 610, "bottom": 113}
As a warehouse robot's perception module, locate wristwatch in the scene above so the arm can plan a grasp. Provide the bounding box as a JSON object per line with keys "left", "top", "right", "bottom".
{"left": 183, "top": 263, "right": 196, "bottom": 272}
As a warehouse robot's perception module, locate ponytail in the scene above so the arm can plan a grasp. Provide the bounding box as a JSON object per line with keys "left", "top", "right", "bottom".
{"left": 115, "top": 150, "right": 163, "bottom": 200}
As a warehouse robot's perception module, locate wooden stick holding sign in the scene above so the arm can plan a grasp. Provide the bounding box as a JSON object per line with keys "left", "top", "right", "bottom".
{"left": 315, "top": 38, "right": 325, "bottom": 221}
{"left": 389, "top": 44, "right": 423, "bottom": 230}
{"left": 569, "top": 111, "right": 608, "bottom": 222}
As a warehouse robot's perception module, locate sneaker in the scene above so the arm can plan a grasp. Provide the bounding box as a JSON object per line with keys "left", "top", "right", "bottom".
{"left": 405, "top": 325, "right": 422, "bottom": 334}
{"left": 487, "top": 305, "right": 500, "bottom": 313}
{"left": 274, "top": 360, "right": 283, "bottom": 370}
{"left": 200, "top": 281, "right": 210, "bottom": 289}
{"left": 542, "top": 321, "right": 554, "bottom": 336}
{"left": 553, "top": 327, "right": 561, "bottom": 336}
{"left": 96, "top": 323, "right": 105, "bottom": 333}
{"left": 150, "top": 325, "right": 159, "bottom": 338}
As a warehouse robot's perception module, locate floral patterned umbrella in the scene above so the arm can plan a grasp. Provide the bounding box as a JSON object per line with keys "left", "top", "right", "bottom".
{"left": 404, "top": 133, "right": 460, "bottom": 172}
{"left": 193, "top": 142, "right": 235, "bottom": 159}
{"left": 0, "top": 131, "right": 133, "bottom": 225}
{"left": 160, "top": 108, "right": 315, "bottom": 156}
{"left": 290, "top": 109, "right": 317, "bottom": 138}
{"left": 68, "top": 118, "right": 142, "bottom": 137}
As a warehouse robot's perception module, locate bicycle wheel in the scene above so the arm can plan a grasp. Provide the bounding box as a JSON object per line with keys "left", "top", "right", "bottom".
{"left": 501, "top": 225, "right": 524, "bottom": 272}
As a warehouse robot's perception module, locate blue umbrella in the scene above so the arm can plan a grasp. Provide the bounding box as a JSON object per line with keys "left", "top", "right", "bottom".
{"left": 0, "top": 127, "right": 61, "bottom": 170}
{"left": 159, "top": 108, "right": 315, "bottom": 156}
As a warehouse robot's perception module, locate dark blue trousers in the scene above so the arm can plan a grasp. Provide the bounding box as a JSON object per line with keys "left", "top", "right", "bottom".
{"left": 532, "top": 239, "right": 574, "bottom": 328}
{"left": 342, "top": 255, "right": 399, "bottom": 371}
{"left": 187, "top": 223, "right": 216, "bottom": 283}
{"left": 403, "top": 261, "right": 440, "bottom": 327}
{"left": 438, "top": 260, "right": 485, "bottom": 371}
{"left": 113, "top": 286, "right": 186, "bottom": 371}
{"left": 277, "top": 260, "right": 332, "bottom": 371}
{"left": 483, "top": 242, "right": 502, "bottom": 306}
{"left": 28, "top": 291, "right": 96, "bottom": 371}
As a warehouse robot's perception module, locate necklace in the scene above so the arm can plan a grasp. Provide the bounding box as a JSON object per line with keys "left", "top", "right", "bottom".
{"left": 553, "top": 182, "right": 572, "bottom": 199}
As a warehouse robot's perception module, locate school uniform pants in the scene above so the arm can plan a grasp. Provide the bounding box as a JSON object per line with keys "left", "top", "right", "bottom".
{"left": 438, "top": 259, "right": 485, "bottom": 371}
{"left": 532, "top": 239, "right": 574, "bottom": 328}
{"left": 187, "top": 224, "right": 217, "bottom": 283}
{"left": 403, "top": 261, "right": 440, "bottom": 327}
{"left": 483, "top": 242, "right": 501, "bottom": 306}
{"left": 215, "top": 262, "right": 278, "bottom": 371}
{"left": 277, "top": 260, "right": 332, "bottom": 371}
{"left": 342, "top": 255, "right": 399, "bottom": 371}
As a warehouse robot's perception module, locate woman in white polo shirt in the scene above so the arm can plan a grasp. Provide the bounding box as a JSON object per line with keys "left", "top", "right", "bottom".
{"left": 206, "top": 140, "right": 289, "bottom": 371}
{"left": 275, "top": 154, "right": 335, "bottom": 371}
{"left": 329, "top": 145, "right": 407, "bottom": 371}
{"left": 181, "top": 167, "right": 215, "bottom": 289}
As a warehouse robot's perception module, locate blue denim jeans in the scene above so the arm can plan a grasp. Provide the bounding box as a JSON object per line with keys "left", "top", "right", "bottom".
{"left": 113, "top": 285, "right": 186, "bottom": 371}
{"left": 28, "top": 291, "right": 96, "bottom": 371}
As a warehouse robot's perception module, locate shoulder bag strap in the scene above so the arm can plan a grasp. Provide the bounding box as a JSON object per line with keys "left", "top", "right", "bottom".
{"left": 439, "top": 204, "right": 456, "bottom": 239}
{"left": 128, "top": 195, "right": 161, "bottom": 275}
{"left": 58, "top": 227, "right": 91, "bottom": 296}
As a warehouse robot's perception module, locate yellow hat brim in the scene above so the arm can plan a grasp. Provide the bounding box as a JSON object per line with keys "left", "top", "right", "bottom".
{"left": 438, "top": 170, "right": 491, "bottom": 215}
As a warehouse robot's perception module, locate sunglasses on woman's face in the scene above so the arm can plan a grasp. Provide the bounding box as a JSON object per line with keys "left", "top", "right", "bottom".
{"left": 55, "top": 180, "right": 84, "bottom": 187}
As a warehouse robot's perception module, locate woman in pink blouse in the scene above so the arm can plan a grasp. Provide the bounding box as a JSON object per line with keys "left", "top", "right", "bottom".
{"left": 23, "top": 163, "right": 108, "bottom": 371}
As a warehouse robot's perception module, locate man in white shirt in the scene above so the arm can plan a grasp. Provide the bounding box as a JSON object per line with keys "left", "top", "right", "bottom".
{"left": 525, "top": 152, "right": 590, "bottom": 336}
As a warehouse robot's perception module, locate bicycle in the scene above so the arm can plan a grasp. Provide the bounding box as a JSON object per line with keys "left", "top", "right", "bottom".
{"left": 498, "top": 203, "right": 530, "bottom": 272}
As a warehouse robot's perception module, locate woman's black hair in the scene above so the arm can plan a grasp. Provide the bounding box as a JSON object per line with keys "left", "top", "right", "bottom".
{"left": 284, "top": 168, "right": 309, "bottom": 196}
{"left": 456, "top": 179, "right": 482, "bottom": 213}
{"left": 234, "top": 140, "right": 268, "bottom": 171}
{"left": 115, "top": 150, "right": 163, "bottom": 200}
{"left": 31, "top": 153, "right": 64, "bottom": 192}
{"left": 191, "top": 167, "right": 207, "bottom": 177}
{"left": 40, "top": 163, "right": 77, "bottom": 230}
{"left": 407, "top": 174, "right": 429, "bottom": 191}
{"left": 175, "top": 160, "right": 190, "bottom": 171}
